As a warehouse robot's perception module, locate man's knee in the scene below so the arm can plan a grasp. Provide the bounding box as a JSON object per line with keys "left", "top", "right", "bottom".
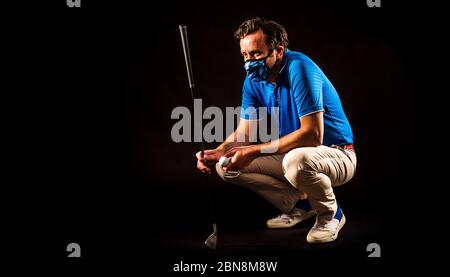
{"left": 282, "top": 148, "right": 317, "bottom": 186}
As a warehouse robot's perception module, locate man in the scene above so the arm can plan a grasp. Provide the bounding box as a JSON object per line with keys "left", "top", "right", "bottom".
{"left": 195, "top": 18, "right": 356, "bottom": 243}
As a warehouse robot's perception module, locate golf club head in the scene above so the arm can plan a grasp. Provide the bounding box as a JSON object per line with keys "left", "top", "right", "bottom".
{"left": 204, "top": 223, "right": 217, "bottom": 249}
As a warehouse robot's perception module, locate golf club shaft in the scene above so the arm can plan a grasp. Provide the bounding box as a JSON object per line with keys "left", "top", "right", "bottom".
{"left": 179, "top": 24, "right": 205, "bottom": 154}
{"left": 179, "top": 25, "right": 216, "bottom": 225}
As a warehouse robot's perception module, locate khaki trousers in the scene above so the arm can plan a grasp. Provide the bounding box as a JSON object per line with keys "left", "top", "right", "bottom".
{"left": 216, "top": 145, "right": 357, "bottom": 220}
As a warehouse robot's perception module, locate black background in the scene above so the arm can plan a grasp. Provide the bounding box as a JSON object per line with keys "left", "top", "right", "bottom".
{"left": 6, "top": 0, "right": 437, "bottom": 273}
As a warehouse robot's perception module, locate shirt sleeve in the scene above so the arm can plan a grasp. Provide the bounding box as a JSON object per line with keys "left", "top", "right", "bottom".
{"left": 240, "top": 77, "right": 260, "bottom": 120}
{"left": 290, "top": 60, "right": 325, "bottom": 118}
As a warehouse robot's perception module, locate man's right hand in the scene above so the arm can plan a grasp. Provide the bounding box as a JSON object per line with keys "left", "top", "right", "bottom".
{"left": 195, "top": 148, "right": 224, "bottom": 174}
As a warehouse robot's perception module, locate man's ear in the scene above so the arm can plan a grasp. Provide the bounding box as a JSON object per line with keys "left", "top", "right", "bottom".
{"left": 275, "top": 45, "right": 285, "bottom": 58}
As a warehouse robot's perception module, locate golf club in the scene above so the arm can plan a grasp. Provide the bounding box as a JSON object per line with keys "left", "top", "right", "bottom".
{"left": 179, "top": 24, "right": 218, "bottom": 250}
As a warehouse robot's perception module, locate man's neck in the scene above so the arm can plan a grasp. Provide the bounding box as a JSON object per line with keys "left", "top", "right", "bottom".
{"left": 267, "top": 53, "right": 284, "bottom": 84}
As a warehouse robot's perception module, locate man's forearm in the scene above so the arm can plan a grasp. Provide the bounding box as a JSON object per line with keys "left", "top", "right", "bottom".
{"left": 217, "top": 130, "right": 251, "bottom": 152}
{"left": 250, "top": 128, "right": 321, "bottom": 157}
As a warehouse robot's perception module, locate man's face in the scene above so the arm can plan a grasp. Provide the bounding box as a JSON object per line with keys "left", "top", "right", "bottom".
{"left": 239, "top": 30, "right": 277, "bottom": 69}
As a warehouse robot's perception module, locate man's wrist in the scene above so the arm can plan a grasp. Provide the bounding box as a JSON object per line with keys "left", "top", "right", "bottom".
{"left": 248, "top": 144, "right": 262, "bottom": 158}
{"left": 252, "top": 141, "right": 280, "bottom": 156}
{"left": 216, "top": 145, "right": 225, "bottom": 153}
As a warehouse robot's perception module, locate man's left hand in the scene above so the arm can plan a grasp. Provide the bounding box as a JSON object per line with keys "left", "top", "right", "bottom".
{"left": 223, "top": 145, "right": 258, "bottom": 171}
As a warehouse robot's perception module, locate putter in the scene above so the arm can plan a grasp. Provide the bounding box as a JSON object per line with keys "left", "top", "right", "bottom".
{"left": 204, "top": 223, "right": 217, "bottom": 249}
{"left": 179, "top": 24, "right": 218, "bottom": 250}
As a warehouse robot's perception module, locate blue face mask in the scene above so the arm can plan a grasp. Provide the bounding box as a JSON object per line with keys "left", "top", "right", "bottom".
{"left": 244, "top": 50, "right": 274, "bottom": 82}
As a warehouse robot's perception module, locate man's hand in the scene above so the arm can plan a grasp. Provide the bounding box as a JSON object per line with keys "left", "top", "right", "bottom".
{"left": 195, "top": 148, "right": 224, "bottom": 174}
{"left": 223, "top": 145, "right": 258, "bottom": 171}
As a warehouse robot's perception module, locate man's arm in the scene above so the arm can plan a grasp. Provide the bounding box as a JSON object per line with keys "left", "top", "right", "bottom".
{"left": 223, "top": 112, "right": 324, "bottom": 171}
{"left": 256, "top": 111, "right": 324, "bottom": 155}
{"left": 196, "top": 118, "right": 255, "bottom": 173}
{"left": 216, "top": 118, "right": 255, "bottom": 153}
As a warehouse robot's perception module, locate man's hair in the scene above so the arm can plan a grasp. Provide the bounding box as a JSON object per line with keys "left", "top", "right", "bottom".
{"left": 234, "top": 17, "right": 289, "bottom": 49}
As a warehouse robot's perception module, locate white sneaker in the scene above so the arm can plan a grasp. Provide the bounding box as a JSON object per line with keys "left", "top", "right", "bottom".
{"left": 266, "top": 208, "right": 316, "bottom": 229}
{"left": 306, "top": 206, "right": 346, "bottom": 243}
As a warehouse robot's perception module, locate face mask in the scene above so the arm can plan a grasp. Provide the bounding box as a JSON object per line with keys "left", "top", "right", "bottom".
{"left": 244, "top": 50, "right": 274, "bottom": 82}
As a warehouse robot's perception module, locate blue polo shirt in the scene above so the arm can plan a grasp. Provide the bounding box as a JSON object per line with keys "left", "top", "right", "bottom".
{"left": 240, "top": 49, "right": 353, "bottom": 146}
